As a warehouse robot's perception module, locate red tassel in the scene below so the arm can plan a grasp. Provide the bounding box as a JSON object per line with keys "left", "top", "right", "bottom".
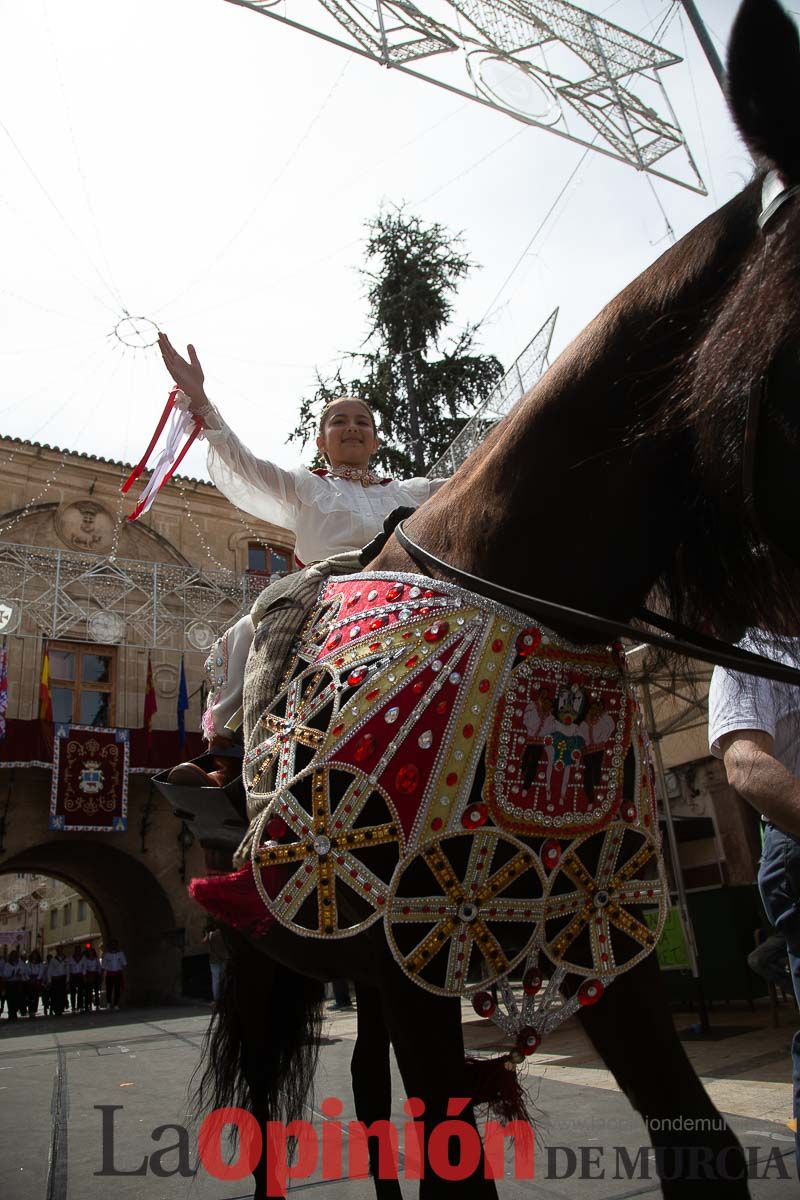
{"left": 464, "top": 1055, "right": 533, "bottom": 1125}
{"left": 189, "top": 865, "right": 282, "bottom": 938}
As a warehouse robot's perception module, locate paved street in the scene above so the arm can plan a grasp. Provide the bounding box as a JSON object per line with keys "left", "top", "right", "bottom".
{"left": 0, "top": 997, "right": 796, "bottom": 1199}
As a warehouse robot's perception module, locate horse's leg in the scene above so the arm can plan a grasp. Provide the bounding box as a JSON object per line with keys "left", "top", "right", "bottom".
{"left": 350, "top": 981, "right": 403, "bottom": 1199}
{"left": 376, "top": 954, "right": 499, "bottom": 1200}
{"left": 578, "top": 950, "right": 750, "bottom": 1196}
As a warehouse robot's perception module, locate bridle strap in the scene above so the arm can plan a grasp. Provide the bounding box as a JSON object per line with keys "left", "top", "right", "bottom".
{"left": 393, "top": 521, "right": 800, "bottom": 687}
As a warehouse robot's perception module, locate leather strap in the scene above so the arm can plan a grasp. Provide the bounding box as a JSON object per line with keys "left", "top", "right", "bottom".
{"left": 393, "top": 521, "right": 800, "bottom": 687}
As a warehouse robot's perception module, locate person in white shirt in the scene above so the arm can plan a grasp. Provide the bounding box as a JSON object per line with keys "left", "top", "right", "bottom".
{"left": 82, "top": 945, "right": 101, "bottom": 1012}
{"left": 47, "top": 947, "right": 69, "bottom": 1016}
{"left": 68, "top": 946, "right": 85, "bottom": 1013}
{"left": 708, "top": 632, "right": 800, "bottom": 1177}
{"left": 26, "top": 950, "right": 45, "bottom": 1018}
{"left": 101, "top": 940, "right": 127, "bottom": 1010}
{"left": 4, "top": 950, "right": 26, "bottom": 1022}
{"left": 158, "top": 333, "right": 444, "bottom": 783}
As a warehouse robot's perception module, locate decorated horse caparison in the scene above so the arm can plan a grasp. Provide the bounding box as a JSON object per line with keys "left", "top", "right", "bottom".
{"left": 181, "top": 2, "right": 800, "bottom": 1195}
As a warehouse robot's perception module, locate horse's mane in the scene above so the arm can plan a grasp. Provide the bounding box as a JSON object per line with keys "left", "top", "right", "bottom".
{"left": 646, "top": 172, "right": 800, "bottom": 643}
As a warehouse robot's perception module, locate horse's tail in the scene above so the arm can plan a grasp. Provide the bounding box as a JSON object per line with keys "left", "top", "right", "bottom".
{"left": 192, "top": 930, "right": 324, "bottom": 1126}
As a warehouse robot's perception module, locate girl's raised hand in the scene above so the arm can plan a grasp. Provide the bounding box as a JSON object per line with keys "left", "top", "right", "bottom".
{"left": 158, "top": 332, "right": 208, "bottom": 410}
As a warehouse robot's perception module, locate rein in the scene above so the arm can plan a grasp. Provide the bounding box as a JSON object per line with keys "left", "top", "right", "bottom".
{"left": 394, "top": 523, "right": 800, "bottom": 688}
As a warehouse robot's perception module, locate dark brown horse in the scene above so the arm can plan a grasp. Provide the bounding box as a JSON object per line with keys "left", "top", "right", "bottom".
{"left": 194, "top": 1, "right": 800, "bottom": 1195}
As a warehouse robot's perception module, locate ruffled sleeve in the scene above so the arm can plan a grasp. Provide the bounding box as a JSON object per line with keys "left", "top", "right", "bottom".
{"left": 393, "top": 476, "right": 447, "bottom": 506}
{"left": 204, "top": 415, "right": 301, "bottom": 527}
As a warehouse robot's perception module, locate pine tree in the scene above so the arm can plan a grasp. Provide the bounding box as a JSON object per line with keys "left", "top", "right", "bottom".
{"left": 288, "top": 208, "right": 504, "bottom": 476}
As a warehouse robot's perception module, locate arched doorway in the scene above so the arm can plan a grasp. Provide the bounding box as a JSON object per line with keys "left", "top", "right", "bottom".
{"left": 0, "top": 842, "right": 181, "bottom": 1004}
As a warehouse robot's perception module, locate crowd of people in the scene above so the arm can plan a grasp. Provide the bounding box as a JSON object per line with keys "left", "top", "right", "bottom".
{"left": 0, "top": 940, "right": 127, "bottom": 1022}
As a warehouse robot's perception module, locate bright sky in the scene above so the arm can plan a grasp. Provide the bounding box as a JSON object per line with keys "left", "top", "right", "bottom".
{"left": 0, "top": 0, "right": 792, "bottom": 481}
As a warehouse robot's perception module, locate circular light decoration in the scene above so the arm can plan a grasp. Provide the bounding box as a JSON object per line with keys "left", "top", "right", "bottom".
{"left": 467, "top": 54, "right": 562, "bottom": 126}
{"left": 7, "top": 901, "right": 19, "bottom": 914}
{"left": 0, "top": 601, "right": 20, "bottom": 634}
{"left": 40, "top": 899, "right": 50, "bottom": 911}
{"left": 88, "top": 610, "right": 126, "bottom": 644}
{"left": 187, "top": 619, "right": 216, "bottom": 651}
{"left": 113, "top": 315, "right": 160, "bottom": 349}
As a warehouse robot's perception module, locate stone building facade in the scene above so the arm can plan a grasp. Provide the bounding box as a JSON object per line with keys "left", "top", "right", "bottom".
{"left": 0, "top": 435, "right": 294, "bottom": 1002}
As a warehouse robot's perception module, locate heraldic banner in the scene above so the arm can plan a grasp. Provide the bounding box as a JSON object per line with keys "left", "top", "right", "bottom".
{"left": 49, "top": 726, "right": 130, "bottom": 832}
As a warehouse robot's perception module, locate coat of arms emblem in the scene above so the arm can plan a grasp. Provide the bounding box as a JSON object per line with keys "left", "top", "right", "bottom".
{"left": 79, "top": 760, "right": 105, "bottom": 796}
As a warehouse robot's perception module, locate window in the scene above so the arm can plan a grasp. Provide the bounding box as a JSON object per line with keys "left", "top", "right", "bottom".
{"left": 247, "top": 542, "right": 269, "bottom": 574}
{"left": 77, "top": 899, "right": 87, "bottom": 921}
{"left": 47, "top": 642, "right": 117, "bottom": 727}
{"left": 247, "top": 543, "right": 292, "bottom": 577}
{"left": 49, "top": 910, "right": 57, "bottom": 931}
{"left": 62, "top": 904, "right": 72, "bottom": 926}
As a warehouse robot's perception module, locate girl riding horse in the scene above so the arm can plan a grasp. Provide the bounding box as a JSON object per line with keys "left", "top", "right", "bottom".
{"left": 190, "top": 1, "right": 800, "bottom": 1195}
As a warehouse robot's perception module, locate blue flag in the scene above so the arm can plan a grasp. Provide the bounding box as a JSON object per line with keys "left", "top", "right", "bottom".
{"left": 177, "top": 656, "right": 189, "bottom": 747}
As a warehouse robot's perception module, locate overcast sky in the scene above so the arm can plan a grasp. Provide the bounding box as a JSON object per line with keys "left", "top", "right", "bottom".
{"left": 1, "top": 0, "right": 794, "bottom": 483}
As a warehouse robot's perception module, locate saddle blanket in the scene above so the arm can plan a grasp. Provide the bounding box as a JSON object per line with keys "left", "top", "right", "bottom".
{"left": 201, "top": 571, "right": 667, "bottom": 1051}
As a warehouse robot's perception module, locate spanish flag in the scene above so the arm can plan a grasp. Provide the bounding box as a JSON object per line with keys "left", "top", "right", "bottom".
{"left": 39, "top": 642, "right": 53, "bottom": 722}
{"left": 143, "top": 653, "right": 158, "bottom": 745}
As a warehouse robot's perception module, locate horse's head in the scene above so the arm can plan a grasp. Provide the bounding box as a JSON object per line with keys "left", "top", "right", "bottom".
{"left": 665, "top": 0, "right": 800, "bottom": 640}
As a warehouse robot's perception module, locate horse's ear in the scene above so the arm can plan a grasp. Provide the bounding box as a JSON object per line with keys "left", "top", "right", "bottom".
{"left": 727, "top": 0, "right": 800, "bottom": 180}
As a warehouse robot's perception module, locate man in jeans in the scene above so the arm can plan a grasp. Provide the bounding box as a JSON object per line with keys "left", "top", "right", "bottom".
{"left": 205, "top": 925, "right": 228, "bottom": 1003}
{"left": 709, "top": 633, "right": 800, "bottom": 1175}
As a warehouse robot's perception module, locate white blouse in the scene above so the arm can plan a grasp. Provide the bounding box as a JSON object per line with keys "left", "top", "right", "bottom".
{"left": 203, "top": 413, "right": 443, "bottom": 565}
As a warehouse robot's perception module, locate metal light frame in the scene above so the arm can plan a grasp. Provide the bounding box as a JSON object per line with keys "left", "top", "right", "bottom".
{"left": 224, "top": 0, "right": 706, "bottom": 193}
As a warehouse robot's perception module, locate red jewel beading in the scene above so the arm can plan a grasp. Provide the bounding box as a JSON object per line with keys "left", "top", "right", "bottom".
{"left": 492, "top": 638, "right": 504, "bottom": 653}
{"left": 395, "top": 763, "right": 420, "bottom": 795}
{"left": 517, "top": 1027, "right": 541, "bottom": 1056}
{"left": 386, "top": 584, "right": 403, "bottom": 602}
{"left": 348, "top": 667, "right": 368, "bottom": 687}
{"left": 462, "top": 723, "right": 474, "bottom": 738}
{"left": 370, "top": 616, "right": 386, "bottom": 631}
{"left": 472, "top": 991, "right": 496, "bottom": 1018}
{"left": 332, "top": 723, "right": 345, "bottom": 737}
{"left": 516, "top": 627, "right": 542, "bottom": 657}
{"left": 541, "top": 839, "right": 561, "bottom": 871}
{"left": 462, "top": 804, "right": 487, "bottom": 829}
{"left": 347, "top": 592, "right": 361, "bottom": 606}
{"left": 266, "top": 817, "right": 288, "bottom": 840}
{"left": 405, "top": 655, "right": 419, "bottom": 668}
{"left": 523, "top": 968, "right": 543, "bottom": 996}
{"left": 431, "top": 817, "right": 443, "bottom": 831}
{"left": 621, "top": 802, "right": 637, "bottom": 823}
{"left": 424, "top": 621, "right": 449, "bottom": 643}
{"left": 577, "top": 978, "right": 605, "bottom": 1006}
{"left": 435, "top": 700, "right": 448, "bottom": 715}
{"left": 446, "top": 772, "right": 458, "bottom": 787}
{"left": 327, "top": 631, "right": 342, "bottom": 649}
{"left": 478, "top": 679, "right": 490, "bottom": 693}
{"left": 354, "top": 734, "right": 377, "bottom": 763}
{"left": 366, "top": 688, "right": 380, "bottom": 701}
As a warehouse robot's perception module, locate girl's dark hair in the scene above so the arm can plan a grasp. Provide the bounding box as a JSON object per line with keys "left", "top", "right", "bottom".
{"left": 318, "top": 396, "right": 376, "bottom": 436}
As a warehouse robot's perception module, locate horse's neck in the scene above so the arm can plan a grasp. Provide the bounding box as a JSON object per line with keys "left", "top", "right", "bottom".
{"left": 373, "top": 185, "right": 760, "bottom": 623}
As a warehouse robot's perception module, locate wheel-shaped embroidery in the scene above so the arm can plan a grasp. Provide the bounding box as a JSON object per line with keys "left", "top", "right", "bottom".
{"left": 244, "top": 666, "right": 337, "bottom": 801}
{"left": 385, "top": 830, "right": 547, "bottom": 996}
{"left": 251, "top": 766, "right": 403, "bottom": 938}
{"left": 542, "top": 822, "right": 666, "bottom": 977}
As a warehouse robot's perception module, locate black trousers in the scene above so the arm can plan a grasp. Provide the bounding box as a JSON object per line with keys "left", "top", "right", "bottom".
{"left": 106, "top": 973, "right": 122, "bottom": 1007}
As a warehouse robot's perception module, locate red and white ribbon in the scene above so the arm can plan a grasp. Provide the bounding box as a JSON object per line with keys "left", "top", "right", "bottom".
{"left": 122, "top": 388, "right": 204, "bottom": 521}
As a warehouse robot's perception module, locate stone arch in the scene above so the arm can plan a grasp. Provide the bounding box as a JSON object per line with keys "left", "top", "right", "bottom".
{"left": 0, "top": 842, "right": 182, "bottom": 1004}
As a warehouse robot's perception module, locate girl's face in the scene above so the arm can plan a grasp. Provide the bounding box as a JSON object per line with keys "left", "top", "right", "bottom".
{"left": 316, "top": 401, "right": 379, "bottom": 468}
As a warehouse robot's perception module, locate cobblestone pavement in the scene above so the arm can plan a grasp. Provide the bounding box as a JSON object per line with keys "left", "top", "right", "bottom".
{"left": 0, "top": 996, "right": 795, "bottom": 1198}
